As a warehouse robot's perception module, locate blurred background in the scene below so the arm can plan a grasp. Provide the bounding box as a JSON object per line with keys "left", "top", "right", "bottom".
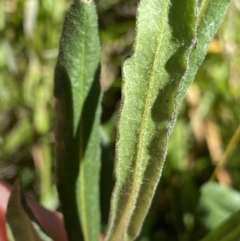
{"left": 0, "top": 0, "right": 240, "bottom": 240}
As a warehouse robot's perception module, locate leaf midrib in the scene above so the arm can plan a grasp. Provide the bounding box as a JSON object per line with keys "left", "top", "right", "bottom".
{"left": 112, "top": 1, "right": 169, "bottom": 239}
{"left": 78, "top": 5, "right": 89, "bottom": 241}
{"left": 197, "top": 0, "right": 211, "bottom": 27}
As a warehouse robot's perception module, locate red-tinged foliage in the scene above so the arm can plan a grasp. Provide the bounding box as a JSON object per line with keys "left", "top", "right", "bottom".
{"left": 0, "top": 181, "right": 68, "bottom": 241}
{"left": 0, "top": 208, "right": 8, "bottom": 241}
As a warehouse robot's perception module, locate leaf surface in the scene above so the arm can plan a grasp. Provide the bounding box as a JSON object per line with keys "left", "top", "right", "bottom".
{"left": 54, "top": 0, "right": 101, "bottom": 240}
{"left": 176, "top": 0, "right": 232, "bottom": 112}
{"left": 198, "top": 182, "right": 240, "bottom": 230}
{"left": 6, "top": 181, "right": 52, "bottom": 241}
{"left": 104, "top": 0, "right": 198, "bottom": 240}
{"left": 104, "top": 0, "right": 231, "bottom": 240}
{"left": 200, "top": 209, "right": 240, "bottom": 241}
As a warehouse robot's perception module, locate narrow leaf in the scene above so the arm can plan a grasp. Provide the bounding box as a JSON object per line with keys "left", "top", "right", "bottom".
{"left": 104, "top": 0, "right": 198, "bottom": 240}
{"left": 105, "top": 0, "right": 232, "bottom": 240}
{"left": 200, "top": 209, "right": 240, "bottom": 241}
{"left": 54, "top": 0, "right": 101, "bottom": 241}
{"left": 6, "top": 181, "right": 52, "bottom": 241}
{"left": 176, "top": 0, "right": 232, "bottom": 112}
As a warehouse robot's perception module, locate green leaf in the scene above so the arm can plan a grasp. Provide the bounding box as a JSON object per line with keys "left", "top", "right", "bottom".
{"left": 6, "top": 181, "right": 53, "bottom": 241}
{"left": 200, "top": 209, "right": 240, "bottom": 241}
{"left": 198, "top": 182, "right": 240, "bottom": 230}
{"left": 1, "top": 118, "right": 32, "bottom": 157}
{"left": 54, "top": 0, "right": 101, "bottom": 241}
{"left": 104, "top": 0, "right": 198, "bottom": 240}
{"left": 176, "top": 0, "right": 232, "bottom": 112}
{"left": 104, "top": 0, "right": 231, "bottom": 240}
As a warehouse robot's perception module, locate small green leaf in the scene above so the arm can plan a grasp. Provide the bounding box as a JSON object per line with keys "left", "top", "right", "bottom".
{"left": 54, "top": 0, "right": 102, "bottom": 241}
{"left": 200, "top": 209, "right": 240, "bottom": 241}
{"left": 6, "top": 181, "right": 53, "bottom": 241}
{"left": 198, "top": 182, "right": 240, "bottom": 230}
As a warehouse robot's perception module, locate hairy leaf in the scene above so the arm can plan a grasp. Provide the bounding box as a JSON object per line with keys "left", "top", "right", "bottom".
{"left": 104, "top": 0, "right": 198, "bottom": 240}
{"left": 54, "top": 0, "right": 101, "bottom": 240}
{"left": 176, "top": 0, "right": 232, "bottom": 112}
{"left": 104, "top": 0, "right": 231, "bottom": 240}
